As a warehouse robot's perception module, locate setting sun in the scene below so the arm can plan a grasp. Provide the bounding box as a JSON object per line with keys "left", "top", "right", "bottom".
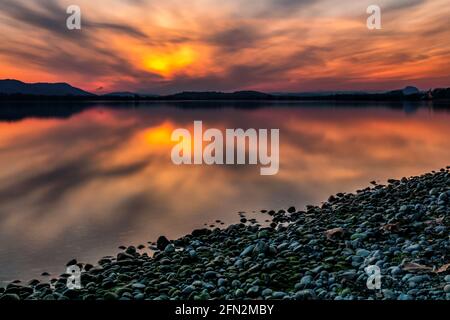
{"left": 144, "top": 47, "right": 196, "bottom": 77}
{"left": 143, "top": 122, "right": 174, "bottom": 145}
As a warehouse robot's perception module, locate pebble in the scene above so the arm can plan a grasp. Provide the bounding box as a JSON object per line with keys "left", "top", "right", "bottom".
{"left": 261, "top": 289, "right": 273, "bottom": 297}
{"left": 246, "top": 286, "right": 260, "bottom": 297}
{"left": 294, "top": 289, "right": 316, "bottom": 300}
{"left": 156, "top": 236, "right": 170, "bottom": 251}
{"left": 240, "top": 245, "right": 255, "bottom": 257}
{"left": 299, "top": 275, "right": 313, "bottom": 288}
{"left": 132, "top": 283, "right": 146, "bottom": 290}
{"left": 398, "top": 293, "right": 413, "bottom": 300}
{"left": 182, "top": 286, "right": 195, "bottom": 295}
{"left": 204, "top": 271, "right": 219, "bottom": 279}
{"left": 164, "top": 244, "right": 175, "bottom": 253}
{"left": 0, "top": 293, "right": 20, "bottom": 301}
{"left": 272, "top": 291, "right": 286, "bottom": 299}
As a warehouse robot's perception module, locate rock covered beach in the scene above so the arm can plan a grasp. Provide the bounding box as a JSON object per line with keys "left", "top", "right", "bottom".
{"left": 1, "top": 168, "right": 449, "bottom": 301}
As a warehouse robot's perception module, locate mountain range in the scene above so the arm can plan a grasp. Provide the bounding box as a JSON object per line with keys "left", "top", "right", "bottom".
{"left": 1, "top": 79, "right": 449, "bottom": 100}
{"left": 0, "top": 79, "right": 94, "bottom": 96}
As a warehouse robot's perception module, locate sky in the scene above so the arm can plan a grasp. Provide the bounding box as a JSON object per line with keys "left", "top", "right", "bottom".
{"left": 0, "top": 0, "right": 449, "bottom": 94}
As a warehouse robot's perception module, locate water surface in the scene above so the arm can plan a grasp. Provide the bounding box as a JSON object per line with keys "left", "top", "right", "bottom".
{"left": 0, "top": 101, "right": 449, "bottom": 284}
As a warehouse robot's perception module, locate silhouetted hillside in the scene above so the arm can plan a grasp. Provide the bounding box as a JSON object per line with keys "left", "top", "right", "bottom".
{"left": 431, "top": 88, "right": 450, "bottom": 99}
{"left": 1, "top": 80, "right": 449, "bottom": 101}
{"left": 163, "top": 91, "right": 273, "bottom": 100}
{"left": 0, "top": 79, "right": 94, "bottom": 96}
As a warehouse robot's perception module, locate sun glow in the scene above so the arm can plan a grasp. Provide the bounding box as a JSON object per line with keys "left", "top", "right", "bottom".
{"left": 143, "top": 123, "right": 175, "bottom": 146}
{"left": 144, "top": 47, "right": 196, "bottom": 77}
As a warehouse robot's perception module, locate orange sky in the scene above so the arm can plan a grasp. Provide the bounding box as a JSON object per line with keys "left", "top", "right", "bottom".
{"left": 0, "top": 0, "right": 449, "bottom": 94}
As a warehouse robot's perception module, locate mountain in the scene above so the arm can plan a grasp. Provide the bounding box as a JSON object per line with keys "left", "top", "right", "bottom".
{"left": 164, "top": 91, "right": 273, "bottom": 100}
{"left": 431, "top": 88, "right": 450, "bottom": 99}
{"left": 384, "top": 86, "right": 421, "bottom": 97}
{"left": 1, "top": 80, "right": 448, "bottom": 101}
{"left": 401, "top": 86, "right": 420, "bottom": 96}
{"left": 0, "top": 79, "right": 94, "bottom": 96}
{"left": 102, "top": 92, "right": 141, "bottom": 98}
{"left": 102, "top": 92, "right": 159, "bottom": 98}
{"left": 273, "top": 87, "right": 421, "bottom": 98}
{"left": 271, "top": 90, "right": 382, "bottom": 97}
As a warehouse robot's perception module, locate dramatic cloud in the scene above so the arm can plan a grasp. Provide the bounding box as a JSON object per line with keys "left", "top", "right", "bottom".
{"left": 0, "top": 0, "right": 448, "bottom": 93}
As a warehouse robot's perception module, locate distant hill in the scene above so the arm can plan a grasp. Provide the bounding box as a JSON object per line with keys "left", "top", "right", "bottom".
{"left": 401, "top": 86, "right": 420, "bottom": 96}
{"left": 383, "top": 86, "right": 421, "bottom": 98}
{"left": 102, "top": 92, "right": 159, "bottom": 98}
{"left": 271, "top": 90, "right": 382, "bottom": 97}
{"left": 102, "top": 92, "right": 140, "bottom": 98}
{"left": 1, "top": 80, "right": 449, "bottom": 101}
{"left": 431, "top": 88, "right": 450, "bottom": 99}
{"left": 0, "top": 79, "right": 94, "bottom": 96}
{"left": 164, "top": 91, "right": 273, "bottom": 100}
{"left": 273, "top": 87, "right": 423, "bottom": 98}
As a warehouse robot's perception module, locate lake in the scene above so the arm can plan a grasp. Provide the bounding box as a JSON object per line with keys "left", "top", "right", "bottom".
{"left": 0, "top": 100, "right": 449, "bottom": 285}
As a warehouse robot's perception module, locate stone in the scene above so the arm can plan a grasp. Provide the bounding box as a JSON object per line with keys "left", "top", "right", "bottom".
{"left": 382, "top": 289, "right": 397, "bottom": 300}
{"left": 217, "top": 278, "right": 227, "bottom": 287}
{"left": 156, "top": 236, "right": 171, "bottom": 251}
{"left": 261, "top": 289, "right": 273, "bottom": 297}
{"left": 272, "top": 291, "right": 286, "bottom": 299}
{"left": 0, "top": 294, "right": 20, "bottom": 301}
{"left": 117, "top": 252, "right": 134, "bottom": 261}
{"left": 182, "top": 286, "right": 195, "bottom": 295}
{"left": 132, "top": 283, "right": 146, "bottom": 290}
{"left": 66, "top": 259, "right": 77, "bottom": 266}
{"left": 299, "top": 275, "right": 313, "bottom": 288}
{"left": 246, "top": 286, "right": 260, "bottom": 297}
{"left": 391, "top": 267, "right": 402, "bottom": 276}
{"left": 356, "top": 249, "right": 371, "bottom": 257}
{"left": 294, "top": 289, "right": 316, "bottom": 300}
{"left": 164, "top": 244, "right": 175, "bottom": 253}
{"left": 398, "top": 293, "right": 412, "bottom": 300}
{"left": 204, "top": 271, "right": 219, "bottom": 279}
{"left": 240, "top": 245, "right": 255, "bottom": 257}
{"left": 103, "top": 292, "right": 118, "bottom": 300}
{"left": 125, "top": 246, "right": 136, "bottom": 255}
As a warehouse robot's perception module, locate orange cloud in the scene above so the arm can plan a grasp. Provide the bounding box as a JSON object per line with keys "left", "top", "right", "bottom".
{"left": 0, "top": 0, "right": 448, "bottom": 93}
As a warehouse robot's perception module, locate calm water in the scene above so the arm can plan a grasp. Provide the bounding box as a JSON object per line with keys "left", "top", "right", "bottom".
{"left": 0, "top": 101, "right": 449, "bottom": 285}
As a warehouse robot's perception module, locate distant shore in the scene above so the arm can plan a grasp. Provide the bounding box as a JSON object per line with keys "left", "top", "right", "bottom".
{"left": 1, "top": 94, "right": 450, "bottom": 102}
{"left": 1, "top": 87, "right": 449, "bottom": 102}
{"left": 0, "top": 168, "right": 449, "bottom": 301}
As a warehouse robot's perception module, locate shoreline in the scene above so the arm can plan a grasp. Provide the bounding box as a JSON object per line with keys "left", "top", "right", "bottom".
{"left": 0, "top": 168, "right": 449, "bottom": 301}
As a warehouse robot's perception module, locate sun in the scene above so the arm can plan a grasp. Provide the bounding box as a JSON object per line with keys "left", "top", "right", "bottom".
{"left": 144, "top": 46, "right": 196, "bottom": 77}
{"left": 143, "top": 122, "right": 175, "bottom": 146}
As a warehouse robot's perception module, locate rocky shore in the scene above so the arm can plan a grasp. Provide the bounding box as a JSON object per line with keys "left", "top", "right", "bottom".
{"left": 1, "top": 168, "right": 449, "bottom": 301}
